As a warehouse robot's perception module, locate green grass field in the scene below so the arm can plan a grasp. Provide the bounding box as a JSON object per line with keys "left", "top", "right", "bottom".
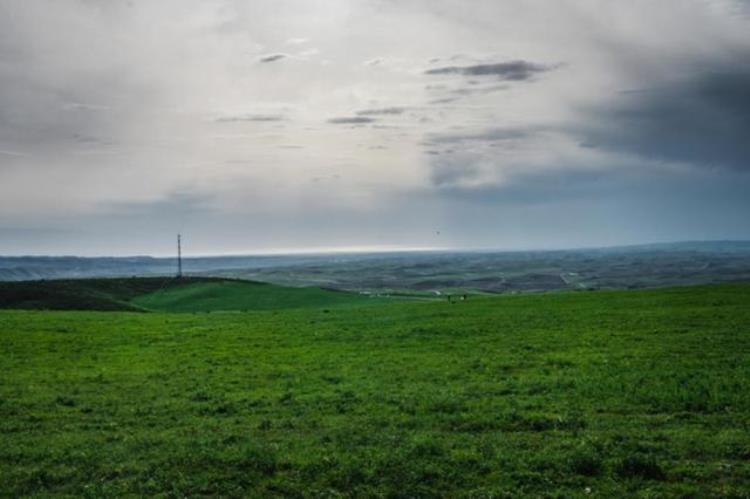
{"left": 131, "top": 279, "right": 384, "bottom": 312}
{"left": 1, "top": 281, "right": 749, "bottom": 496}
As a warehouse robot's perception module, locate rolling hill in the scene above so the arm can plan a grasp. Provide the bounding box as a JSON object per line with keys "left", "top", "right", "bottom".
{"left": 131, "top": 279, "right": 382, "bottom": 312}
{"left": 0, "top": 277, "right": 381, "bottom": 312}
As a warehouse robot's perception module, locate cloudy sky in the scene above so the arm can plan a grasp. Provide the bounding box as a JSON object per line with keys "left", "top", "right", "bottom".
{"left": 1, "top": 0, "right": 750, "bottom": 256}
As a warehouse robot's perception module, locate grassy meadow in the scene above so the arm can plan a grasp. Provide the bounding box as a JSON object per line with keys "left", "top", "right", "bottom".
{"left": 131, "top": 279, "right": 385, "bottom": 313}
{"left": 1, "top": 281, "right": 749, "bottom": 496}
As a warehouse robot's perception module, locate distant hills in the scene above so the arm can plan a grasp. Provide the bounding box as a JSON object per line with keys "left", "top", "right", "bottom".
{"left": 1, "top": 240, "right": 750, "bottom": 294}
{"left": 0, "top": 255, "right": 313, "bottom": 282}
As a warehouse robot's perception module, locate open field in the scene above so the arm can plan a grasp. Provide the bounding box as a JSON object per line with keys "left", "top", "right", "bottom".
{"left": 1, "top": 282, "right": 749, "bottom": 496}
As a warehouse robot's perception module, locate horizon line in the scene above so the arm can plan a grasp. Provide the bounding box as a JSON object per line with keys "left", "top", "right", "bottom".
{"left": 1, "top": 238, "right": 749, "bottom": 260}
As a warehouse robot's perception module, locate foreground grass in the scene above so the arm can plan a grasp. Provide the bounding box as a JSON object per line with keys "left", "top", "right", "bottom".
{"left": 1, "top": 284, "right": 749, "bottom": 497}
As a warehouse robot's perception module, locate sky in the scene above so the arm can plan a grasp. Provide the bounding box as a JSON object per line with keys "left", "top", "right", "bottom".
{"left": 1, "top": 0, "right": 750, "bottom": 256}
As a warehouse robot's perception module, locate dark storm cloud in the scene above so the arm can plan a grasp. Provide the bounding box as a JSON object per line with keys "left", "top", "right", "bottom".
{"left": 428, "top": 127, "right": 533, "bottom": 145}
{"left": 450, "top": 84, "right": 509, "bottom": 96}
{"left": 215, "top": 114, "right": 285, "bottom": 123}
{"left": 73, "top": 133, "right": 114, "bottom": 145}
{"left": 729, "top": 0, "right": 750, "bottom": 15}
{"left": 428, "top": 97, "right": 458, "bottom": 105}
{"left": 430, "top": 163, "right": 750, "bottom": 238}
{"left": 432, "top": 167, "right": 612, "bottom": 202}
{"left": 575, "top": 69, "right": 750, "bottom": 170}
{"left": 425, "top": 60, "right": 551, "bottom": 81}
{"left": 327, "top": 117, "right": 377, "bottom": 124}
{"left": 259, "top": 53, "right": 287, "bottom": 63}
{"left": 356, "top": 107, "right": 408, "bottom": 116}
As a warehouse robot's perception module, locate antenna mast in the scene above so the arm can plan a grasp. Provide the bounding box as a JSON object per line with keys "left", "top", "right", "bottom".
{"left": 177, "top": 234, "right": 183, "bottom": 278}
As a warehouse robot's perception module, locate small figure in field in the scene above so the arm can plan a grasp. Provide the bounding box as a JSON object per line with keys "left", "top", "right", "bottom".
{"left": 462, "top": 294, "right": 467, "bottom": 301}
